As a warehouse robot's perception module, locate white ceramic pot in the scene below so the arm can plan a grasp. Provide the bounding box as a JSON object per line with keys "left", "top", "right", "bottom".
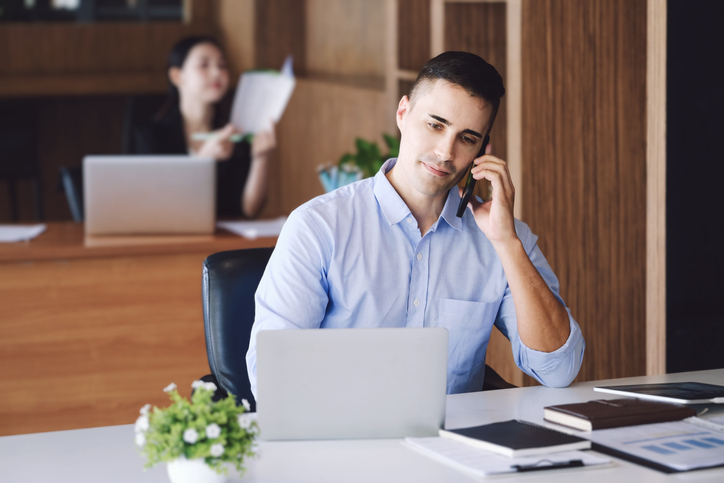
{"left": 166, "top": 457, "right": 229, "bottom": 483}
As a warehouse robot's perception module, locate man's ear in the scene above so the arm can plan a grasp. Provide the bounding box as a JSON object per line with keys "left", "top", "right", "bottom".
{"left": 396, "top": 96, "right": 410, "bottom": 130}
{"left": 168, "top": 67, "right": 182, "bottom": 88}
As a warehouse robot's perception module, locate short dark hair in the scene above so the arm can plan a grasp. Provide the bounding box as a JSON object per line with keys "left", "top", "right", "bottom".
{"left": 409, "top": 51, "right": 505, "bottom": 133}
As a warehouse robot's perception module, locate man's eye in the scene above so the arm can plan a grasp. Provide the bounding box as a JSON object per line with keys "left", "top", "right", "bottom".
{"left": 428, "top": 123, "right": 442, "bottom": 130}
{"left": 462, "top": 137, "right": 475, "bottom": 144}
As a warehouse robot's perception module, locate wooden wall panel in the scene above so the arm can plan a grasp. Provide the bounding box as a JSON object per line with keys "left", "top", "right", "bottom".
{"left": 255, "top": 0, "right": 306, "bottom": 75}
{"left": 306, "top": 0, "right": 386, "bottom": 84}
{"left": 398, "top": 0, "right": 431, "bottom": 72}
{"left": 216, "top": 0, "right": 256, "bottom": 76}
{"left": 521, "top": 0, "right": 647, "bottom": 382}
{"left": 275, "top": 79, "right": 390, "bottom": 214}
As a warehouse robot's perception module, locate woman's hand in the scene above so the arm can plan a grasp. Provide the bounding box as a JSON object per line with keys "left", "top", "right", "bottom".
{"left": 196, "top": 123, "right": 238, "bottom": 161}
{"left": 251, "top": 124, "right": 277, "bottom": 160}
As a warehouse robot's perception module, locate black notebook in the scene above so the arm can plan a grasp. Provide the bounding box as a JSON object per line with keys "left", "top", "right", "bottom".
{"left": 439, "top": 419, "right": 591, "bottom": 457}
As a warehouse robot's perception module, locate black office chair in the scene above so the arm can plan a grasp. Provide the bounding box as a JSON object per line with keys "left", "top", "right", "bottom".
{"left": 200, "top": 248, "right": 515, "bottom": 411}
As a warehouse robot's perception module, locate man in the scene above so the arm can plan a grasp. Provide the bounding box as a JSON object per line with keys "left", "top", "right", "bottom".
{"left": 247, "top": 52, "right": 584, "bottom": 396}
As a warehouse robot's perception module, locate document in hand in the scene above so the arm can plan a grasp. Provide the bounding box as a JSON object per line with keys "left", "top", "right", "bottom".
{"left": 438, "top": 419, "right": 591, "bottom": 458}
{"left": 230, "top": 56, "right": 296, "bottom": 135}
{"left": 544, "top": 398, "right": 697, "bottom": 431}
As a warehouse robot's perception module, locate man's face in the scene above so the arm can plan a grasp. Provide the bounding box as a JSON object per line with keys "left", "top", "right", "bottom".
{"left": 394, "top": 80, "right": 492, "bottom": 199}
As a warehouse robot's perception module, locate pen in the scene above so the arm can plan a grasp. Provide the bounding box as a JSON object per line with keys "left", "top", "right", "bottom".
{"left": 511, "top": 459, "right": 584, "bottom": 472}
{"left": 191, "top": 133, "right": 247, "bottom": 143}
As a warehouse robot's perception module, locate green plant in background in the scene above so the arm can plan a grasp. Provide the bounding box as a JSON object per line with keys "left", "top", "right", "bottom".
{"left": 135, "top": 381, "right": 258, "bottom": 476}
{"left": 338, "top": 133, "right": 401, "bottom": 179}
{"left": 319, "top": 133, "right": 400, "bottom": 192}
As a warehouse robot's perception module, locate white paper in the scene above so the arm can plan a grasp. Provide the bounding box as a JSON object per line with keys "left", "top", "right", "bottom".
{"left": 0, "top": 224, "right": 46, "bottom": 243}
{"left": 587, "top": 419, "right": 724, "bottom": 471}
{"left": 231, "top": 56, "right": 296, "bottom": 135}
{"left": 217, "top": 217, "right": 287, "bottom": 240}
{"left": 404, "top": 437, "right": 611, "bottom": 477}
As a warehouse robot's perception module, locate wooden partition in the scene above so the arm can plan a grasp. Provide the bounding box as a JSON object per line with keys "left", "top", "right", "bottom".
{"left": 520, "top": 0, "right": 649, "bottom": 382}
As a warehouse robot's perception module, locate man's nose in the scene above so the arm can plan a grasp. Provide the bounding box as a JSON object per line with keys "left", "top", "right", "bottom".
{"left": 434, "top": 134, "right": 455, "bottom": 162}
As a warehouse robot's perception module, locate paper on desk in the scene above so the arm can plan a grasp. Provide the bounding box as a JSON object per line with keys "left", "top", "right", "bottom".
{"left": 217, "top": 217, "right": 287, "bottom": 239}
{"left": 404, "top": 437, "right": 611, "bottom": 477}
{"left": 231, "top": 56, "right": 296, "bottom": 135}
{"left": 0, "top": 224, "right": 46, "bottom": 242}
{"left": 587, "top": 418, "right": 724, "bottom": 471}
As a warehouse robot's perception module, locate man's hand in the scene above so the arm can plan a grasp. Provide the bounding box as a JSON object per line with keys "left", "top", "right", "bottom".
{"left": 196, "top": 124, "right": 238, "bottom": 161}
{"left": 460, "top": 144, "right": 517, "bottom": 246}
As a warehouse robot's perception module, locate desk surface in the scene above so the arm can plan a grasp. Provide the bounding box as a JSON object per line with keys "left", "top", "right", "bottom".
{"left": 2, "top": 369, "right": 723, "bottom": 482}
{"left": 0, "top": 222, "right": 276, "bottom": 263}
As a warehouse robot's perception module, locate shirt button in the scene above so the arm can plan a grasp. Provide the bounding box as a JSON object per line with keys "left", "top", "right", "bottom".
{"left": 406, "top": 218, "right": 413, "bottom": 224}
{"left": 416, "top": 253, "right": 422, "bottom": 261}
{"left": 413, "top": 299, "right": 420, "bottom": 307}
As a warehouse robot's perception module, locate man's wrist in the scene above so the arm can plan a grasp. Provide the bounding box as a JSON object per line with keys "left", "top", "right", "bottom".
{"left": 491, "top": 236, "right": 525, "bottom": 261}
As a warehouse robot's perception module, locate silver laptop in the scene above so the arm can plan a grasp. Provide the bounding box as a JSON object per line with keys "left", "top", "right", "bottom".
{"left": 256, "top": 327, "right": 448, "bottom": 440}
{"left": 83, "top": 155, "right": 215, "bottom": 236}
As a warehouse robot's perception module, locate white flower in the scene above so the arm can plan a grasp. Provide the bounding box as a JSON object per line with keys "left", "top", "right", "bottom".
{"left": 134, "top": 415, "right": 149, "bottom": 433}
{"left": 241, "top": 399, "right": 251, "bottom": 411}
{"left": 191, "top": 380, "right": 205, "bottom": 390}
{"left": 163, "top": 382, "right": 177, "bottom": 393}
{"left": 210, "top": 443, "right": 224, "bottom": 458}
{"left": 203, "top": 382, "right": 217, "bottom": 392}
{"left": 139, "top": 404, "right": 151, "bottom": 416}
{"left": 206, "top": 423, "right": 221, "bottom": 439}
{"left": 237, "top": 413, "right": 253, "bottom": 429}
{"left": 183, "top": 428, "right": 199, "bottom": 444}
{"left": 135, "top": 432, "right": 146, "bottom": 447}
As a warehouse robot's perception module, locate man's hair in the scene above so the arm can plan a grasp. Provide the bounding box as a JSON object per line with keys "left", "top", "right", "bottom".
{"left": 409, "top": 51, "right": 505, "bottom": 133}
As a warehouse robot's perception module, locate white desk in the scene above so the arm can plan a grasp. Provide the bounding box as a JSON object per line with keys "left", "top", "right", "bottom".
{"left": 3, "top": 369, "right": 724, "bottom": 482}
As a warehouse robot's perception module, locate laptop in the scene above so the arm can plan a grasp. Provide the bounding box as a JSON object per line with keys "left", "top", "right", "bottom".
{"left": 256, "top": 327, "right": 448, "bottom": 440}
{"left": 83, "top": 155, "right": 215, "bottom": 236}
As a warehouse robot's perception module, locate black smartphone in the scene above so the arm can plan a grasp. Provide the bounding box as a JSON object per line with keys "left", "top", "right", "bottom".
{"left": 456, "top": 133, "right": 490, "bottom": 218}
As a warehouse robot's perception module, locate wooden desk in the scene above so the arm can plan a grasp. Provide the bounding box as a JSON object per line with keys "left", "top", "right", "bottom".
{"left": 0, "top": 223, "right": 276, "bottom": 437}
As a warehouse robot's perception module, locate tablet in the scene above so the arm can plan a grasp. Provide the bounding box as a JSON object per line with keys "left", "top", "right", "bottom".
{"left": 594, "top": 382, "right": 724, "bottom": 404}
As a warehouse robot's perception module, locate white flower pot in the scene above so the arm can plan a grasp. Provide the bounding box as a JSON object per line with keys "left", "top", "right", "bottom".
{"left": 166, "top": 457, "right": 229, "bottom": 483}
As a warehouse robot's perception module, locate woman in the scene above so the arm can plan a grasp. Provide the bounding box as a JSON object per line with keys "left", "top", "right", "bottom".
{"left": 135, "top": 36, "right": 275, "bottom": 218}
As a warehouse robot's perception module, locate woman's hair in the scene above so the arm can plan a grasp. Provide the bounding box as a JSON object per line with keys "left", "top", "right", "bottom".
{"left": 156, "top": 36, "right": 225, "bottom": 120}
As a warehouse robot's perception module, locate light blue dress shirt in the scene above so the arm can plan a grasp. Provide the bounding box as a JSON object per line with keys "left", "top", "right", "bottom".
{"left": 247, "top": 159, "right": 585, "bottom": 396}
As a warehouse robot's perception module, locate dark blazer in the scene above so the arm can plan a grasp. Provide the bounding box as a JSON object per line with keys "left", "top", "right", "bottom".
{"left": 134, "top": 105, "right": 252, "bottom": 217}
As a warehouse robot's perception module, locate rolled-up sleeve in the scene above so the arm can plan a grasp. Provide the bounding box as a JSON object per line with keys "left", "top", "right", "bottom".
{"left": 246, "top": 208, "right": 330, "bottom": 398}
{"left": 494, "top": 224, "right": 585, "bottom": 387}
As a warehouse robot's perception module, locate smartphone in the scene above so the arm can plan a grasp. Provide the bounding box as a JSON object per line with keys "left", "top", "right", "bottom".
{"left": 456, "top": 133, "right": 490, "bottom": 218}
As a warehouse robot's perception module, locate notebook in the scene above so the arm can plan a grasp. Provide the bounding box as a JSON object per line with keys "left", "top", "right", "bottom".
{"left": 439, "top": 419, "right": 591, "bottom": 457}
{"left": 84, "top": 155, "right": 216, "bottom": 236}
{"left": 544, "top": 398, "right": 697, "bottom": 431}
{"left": 594, "top": 382, "right": 724, "bottom": 404}
{"left": 255, "top": 327, "right": 448, "bottom": 440}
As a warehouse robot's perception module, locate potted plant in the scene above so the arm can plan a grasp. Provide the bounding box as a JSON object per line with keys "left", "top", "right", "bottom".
{"left": 318, "top": 133, "right": 400, "bottom": 192}
{"left": 135, "top": 381, "right": 258, "bottom": 483}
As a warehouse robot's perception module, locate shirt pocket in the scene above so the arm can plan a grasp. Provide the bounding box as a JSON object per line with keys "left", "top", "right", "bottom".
{"left": 438, "top": 298, "right": 498, "bottom": 376}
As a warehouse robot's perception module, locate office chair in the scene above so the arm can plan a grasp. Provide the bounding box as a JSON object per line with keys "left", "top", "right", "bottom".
{"left": 0, "top": 101, "right": 44, "bottom": 221}
{"left": 200, "top": 248, "right": 515, "bottom": 411}
{"left": 59, "top": 166, "right": 84, "bottom": 222}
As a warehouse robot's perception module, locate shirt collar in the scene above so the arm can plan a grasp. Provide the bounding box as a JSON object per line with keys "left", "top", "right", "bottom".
{"left": 373, "top": 158, "right": 464, "bottom": 232}
{"left": 373, "top": 159, "right": 411, "bottom": 226}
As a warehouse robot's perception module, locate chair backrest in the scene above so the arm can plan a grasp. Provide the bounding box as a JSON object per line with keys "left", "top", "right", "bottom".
{"left": 202, "top": 247, "right": 274, "bottom": 411}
